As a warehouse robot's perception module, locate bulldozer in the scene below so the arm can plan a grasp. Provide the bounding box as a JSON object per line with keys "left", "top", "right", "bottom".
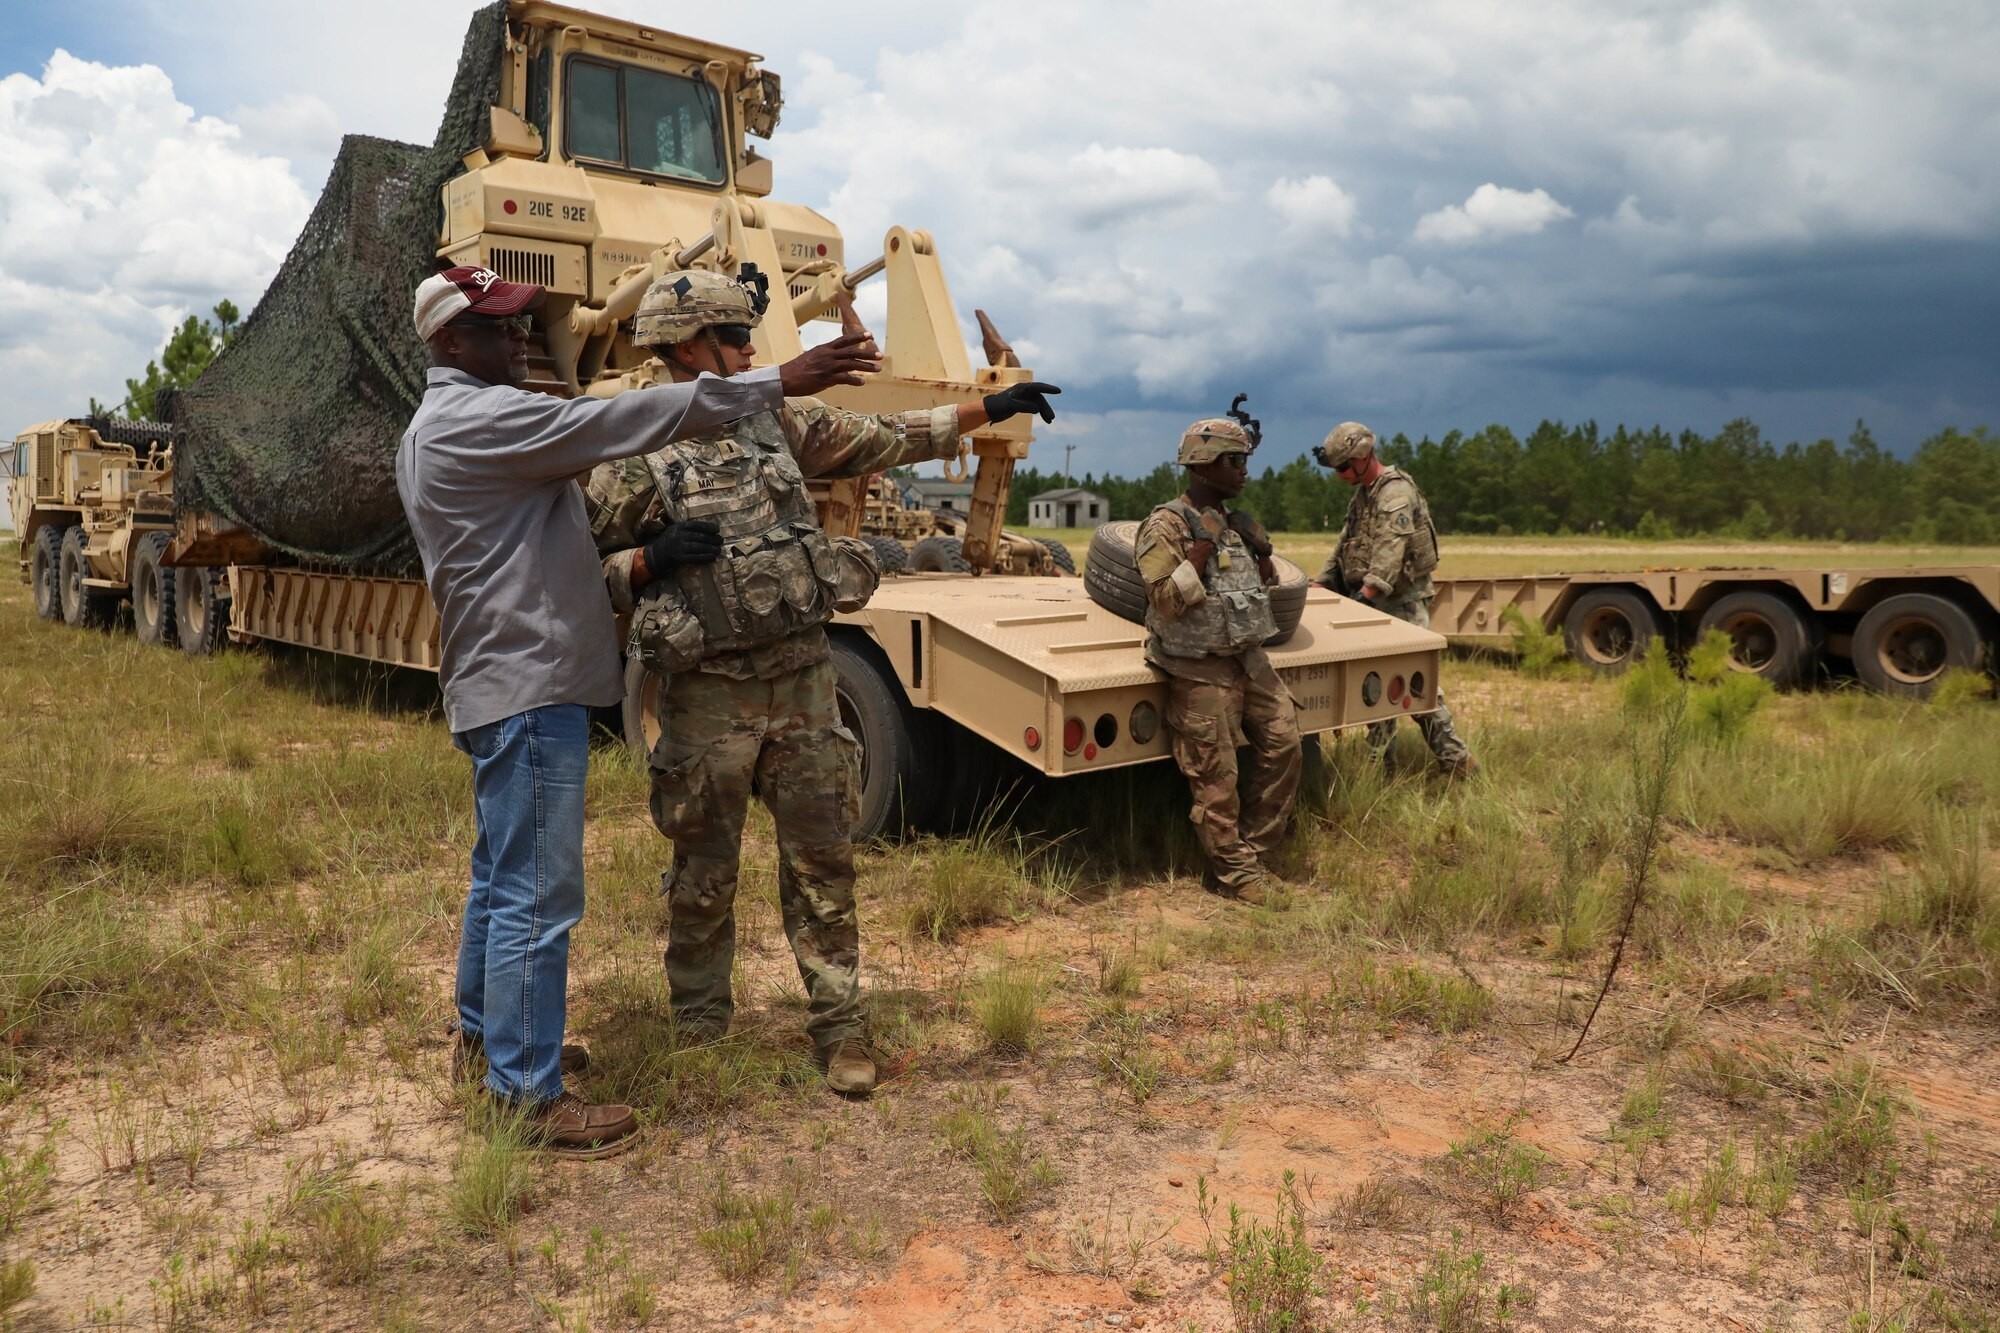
{"left": 8, "top": 417, "right": 185, "bottom": 645}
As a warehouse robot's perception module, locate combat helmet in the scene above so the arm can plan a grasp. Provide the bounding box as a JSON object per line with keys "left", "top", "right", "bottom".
{"left": 633, "top": 265, "right": 770, "bottom": 347}
{"left": 1318, "top": 422, "right": 1377, "bottom": 469}
{"left": 1177, "top": 417, "right": 1252, "bottom": 466}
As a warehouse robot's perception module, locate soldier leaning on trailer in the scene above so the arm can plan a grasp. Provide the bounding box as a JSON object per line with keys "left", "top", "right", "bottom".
{"left": 1312, "top": 421, "right": 1478, "bottom": 777}
{"left": 587, "top": 267, "right": 1059, "bottom": 1096}
{"left": 1134, "top": 418, "right": 1303, "bottom": 908}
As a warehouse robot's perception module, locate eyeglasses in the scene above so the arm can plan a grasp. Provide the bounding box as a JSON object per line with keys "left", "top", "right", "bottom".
{"left": 710, "top": 324, "right": 755, "bottom": 350}
{"left": 1335, "top": 459, "right": 1363, "bottom": 475}
{"left": 452, "top": 313, "right": 532, "bottom": 336}
{"left": 1216, "top": 453, "right": 1248, "bottom": 469}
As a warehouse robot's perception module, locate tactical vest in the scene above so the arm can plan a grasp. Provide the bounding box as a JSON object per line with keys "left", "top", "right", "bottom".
{"left": 1337, "top": 467, "right": 1438, "bottom": 590}
{"left": 629, "top": 410, "right": 877, "bottom": 673}
{"left": 1146, "top": 501, "right": 1279, "bottom": 658}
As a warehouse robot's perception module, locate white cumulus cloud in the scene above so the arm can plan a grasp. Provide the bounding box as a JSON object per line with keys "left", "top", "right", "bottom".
{"left": 1414, "top": 184, "right": 1575, "bottom": 245}
{"left": 0, "top": 51, "right": 311, "bottom": 420}
{"left": 1267, "top": 175, "right": 1358, "bottom": 238}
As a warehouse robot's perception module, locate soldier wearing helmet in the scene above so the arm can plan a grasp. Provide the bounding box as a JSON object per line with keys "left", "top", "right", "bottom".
{"left": 1132, "top": 417, "right": 1302, "bottom": 906}
{"left": 1314, "top": 422, "right": 1477, "bottom": 777}
{"left": 587, "top": 265, "right": 1060, "bottom": 1095}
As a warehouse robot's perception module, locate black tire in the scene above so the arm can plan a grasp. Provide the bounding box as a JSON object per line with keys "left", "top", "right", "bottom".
{"left": 919, "top": 709, "right": 1032, "bottom": 835}
{"left": 131, "top": 532, "right": 179, "bottom": 648}
{"left": 59, "top": 526, "right": 118, "bottom": 629}
{"left": 1853, "top": 592, "right": 1986, "bottom": 699}
{"left": 1083, "top": 520, "right": 1308, "bottom": 642}
{"left": 1696, "top": 590, "right": 1817, "bottom": 689}
{"left": 1035, "top": 537, "right": 1076, "bottom": 575}
{"left": 910, "top": 535, "right": 970, "bottom": 573}
{"left": 173, "top": 565, "right": 231, "bottom": 655}
{"left": 829, "top": 633, "right": 936, "bottom": 839}
{"left": 30, "top": 525, "right": 65, "bottom": 621}
{"left": 865, "top": 534, "right": 910, "bottom": 575}
{"left": 1561, "top": 586, "right": 1667, "bottom": 675}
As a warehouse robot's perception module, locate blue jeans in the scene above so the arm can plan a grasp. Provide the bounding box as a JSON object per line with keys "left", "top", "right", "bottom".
{"left": 453, "top": 704, "right": 589, "bottom": 1104}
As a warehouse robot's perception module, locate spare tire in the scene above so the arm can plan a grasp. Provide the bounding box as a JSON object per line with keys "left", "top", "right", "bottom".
{"left": 1083, "top": 520, "right": 1307, "bottom": 644}
{"left": 1036, "top": 538, "right": 1077, "bottom": 575}
{"left": 865, "top": 534, "right": 910, "bottom": 575}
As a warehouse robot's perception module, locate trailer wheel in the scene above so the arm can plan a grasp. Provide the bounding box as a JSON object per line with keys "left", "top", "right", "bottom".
{"left": 59, "top": 526, "right": 118, "bottom": 630}
{"left": 829, "top": 634, "right": 936, "bottom": 839}
{"left": 1036, "top": 538, "right": 1077, "bottom": 575}
{"left": 1696, "top": 590, "right": 1817, "bottom": 689}
{"left": 131, "top": 532, "right": 179, "bottom": 648}
{"left": 866, "top": 534, "right": 910, "bottom": 575}
{"left": 1853, "top": 593, "right": 1985, "bottom": 698}
{"left": 910, "top": 535, "right": 970, "bottom": 573}
{"left": 1562, "top": 587, "right": 1666, "bottom": 674}
{"left": 30, "top": 525, "right": 66, "bottom": 621}
{"left": 173, "top": 565, "right": 230, "bottom": 655}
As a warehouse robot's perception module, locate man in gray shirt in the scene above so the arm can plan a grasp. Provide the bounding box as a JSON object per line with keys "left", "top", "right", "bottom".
{"left": 396, "top": 265, "right": 876, "bottom": 1156}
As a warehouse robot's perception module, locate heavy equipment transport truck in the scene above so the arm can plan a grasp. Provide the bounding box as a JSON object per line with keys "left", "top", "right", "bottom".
{"left": 1430, "top": 565, "right": 1998, "bottom": 697}
{"left": 21, "top": 1, "right": 1445, "bottom": 839}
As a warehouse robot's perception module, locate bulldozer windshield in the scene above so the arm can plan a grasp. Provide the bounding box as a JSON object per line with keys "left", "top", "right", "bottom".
{"left": 563, "top": 56, "right": 726, "bottom": 185}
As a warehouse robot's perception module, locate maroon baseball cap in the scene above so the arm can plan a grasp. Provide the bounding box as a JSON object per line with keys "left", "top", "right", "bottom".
{"left": 413, "top": 266, "right": 544, "bottom": 340}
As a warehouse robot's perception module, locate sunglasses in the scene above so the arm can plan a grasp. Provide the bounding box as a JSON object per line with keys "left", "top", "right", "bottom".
{"left": 710, "top": 324, "right": 755, "bottom": 349}
{"left": 452, "top": 313, "right": 532, "bottom": 336}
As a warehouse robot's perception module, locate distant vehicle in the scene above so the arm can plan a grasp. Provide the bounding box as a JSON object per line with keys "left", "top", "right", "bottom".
{"left": 1430, "top": 565, "right": 1998, "bottom": 697}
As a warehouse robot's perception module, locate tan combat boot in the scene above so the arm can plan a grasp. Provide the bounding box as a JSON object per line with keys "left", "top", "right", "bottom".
{"left": 1442, "top": 755, "right": 1481, "bottom": 780}
{"left": 1202, "top": 867, "right": 1290, "bottom": 909}
{"left": 823, "top": 1040, "right": 878, "bottom": 1096}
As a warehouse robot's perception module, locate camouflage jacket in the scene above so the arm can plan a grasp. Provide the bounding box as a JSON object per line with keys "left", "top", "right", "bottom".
{"left": 1319, "top": 466, "right": 1438, "bottom": 603}
{"left": 1134, "top": 496, "right": 1277, "bottom": 683}
{"left": 588, "top": 380, "right": 960, "bottom": 680}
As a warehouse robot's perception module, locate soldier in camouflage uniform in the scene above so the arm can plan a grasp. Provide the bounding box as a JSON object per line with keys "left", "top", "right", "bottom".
{"left": 1135, "top": 418, "right": 1302, "bottom": 906}
{"left": 1313, "top": 422, "right": 1477, "bottom": 776}
{"left": 588, "top": 267, "right": 1060, "bottom": 1094}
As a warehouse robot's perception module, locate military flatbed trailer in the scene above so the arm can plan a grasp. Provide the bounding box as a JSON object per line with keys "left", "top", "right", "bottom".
{"left": 1429, "top": 565, "right": 1999, "bottom": 697}
{"left": 225, "top": 562, "right": 1443, "bottom": 838}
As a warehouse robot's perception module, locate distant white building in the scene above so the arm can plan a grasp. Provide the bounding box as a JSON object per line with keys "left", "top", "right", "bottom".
{"left": 909, "top": 478, "right": 975, "bottom": 513}
{"left": 1027, "top": 487, "right": 1107, "bottom": 529}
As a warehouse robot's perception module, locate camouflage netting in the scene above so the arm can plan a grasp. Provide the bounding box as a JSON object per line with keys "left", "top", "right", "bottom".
{"left": 173, "top": 2, "right": 509, "bottom": 574}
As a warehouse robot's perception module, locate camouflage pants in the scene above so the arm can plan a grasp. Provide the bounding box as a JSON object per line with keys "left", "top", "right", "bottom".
{"left": 1365, "top": 597, "right": 1471, "bottom": 766}
{"left": 1164, "top": 655, "right": 1303, "bottom": 887}
{"left": 645, "top": 658, "right": 865, "bottom": 1049}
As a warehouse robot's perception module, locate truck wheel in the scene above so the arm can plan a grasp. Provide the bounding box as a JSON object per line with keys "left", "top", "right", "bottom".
{"left": 131, "top": 532, "right": 179, "bottom": 648}
{"left": 829, "top": 633, "right": 936, "bottom": 839}
{"left": 59, "top": 526, "right": 118, "bottom": 630}
{"left": 1853, "top": 593, "right": 1985, "bottom": 698}
{"left": 30, "top": 526, "right": 66, "bottom": 621}
{"left": 866, "top": 534, "right": 910, "bottom": 575}
{"left": 1697, "top": 590, "right": 1816, "bottom": 689}
{"left": 919, "top": 709, "right": 1030, "bottom": 835}
{"left": 173, "top": 565, "right": 231, "bottom": 655}
{"left": 1035, "top": 538, "right": 1077, "bottom": 575}
{"left": 1562, "top": 587, "right": 1666, "bottom": 675}
{"left": 910, "top": 535, "right": 969, "bottom": 573}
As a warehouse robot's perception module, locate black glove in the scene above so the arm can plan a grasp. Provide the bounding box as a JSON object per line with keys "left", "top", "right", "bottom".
{"left": 641, "top": 518, "right": 722, "bottom": 576}
{"left": 982, "top": 381, "right": 1061, "bottom": 425}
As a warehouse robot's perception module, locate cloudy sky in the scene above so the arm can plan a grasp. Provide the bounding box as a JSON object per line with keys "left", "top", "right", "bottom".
{"left": 3, "top": 1, "right": 1995, "bottom": 475}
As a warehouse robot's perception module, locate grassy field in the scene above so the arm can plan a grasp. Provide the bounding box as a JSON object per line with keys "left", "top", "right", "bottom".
{"left": 1035, "top": 527, "right": 2000, "bottom": 582}
{"left": 1, "top": 554, "right": 1997, "bottom": 1330}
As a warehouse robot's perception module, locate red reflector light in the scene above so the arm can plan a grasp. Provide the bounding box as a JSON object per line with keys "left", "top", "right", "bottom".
{"left": 1023, "top": 726, "right": 1041, "bottom": 751}
{"left": 1063, "top": 717, "right": 1085, "bottom": 753}
{"left": 1083, "top": 743, "right": 1098, "bottom": 760}
{"left": 503, "top": 198, "right": 518, "bottom": 214}
{"left": 1388, "top": 675, "right": 1405, "bottom": 702}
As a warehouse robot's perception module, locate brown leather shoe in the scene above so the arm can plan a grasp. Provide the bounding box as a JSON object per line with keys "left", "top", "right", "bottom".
{"left": 452, "top": 1027, "right": 591, "bottom": 1085}
{"left": 822, "top": 1040, "right": 877, "bottom": 1096}
{"left": 509, "top": 1090, "right": 639, "bottom": 1160}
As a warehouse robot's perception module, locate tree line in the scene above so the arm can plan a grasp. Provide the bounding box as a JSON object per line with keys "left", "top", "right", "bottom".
{"left": 1003, "top": 420, "right": 2000, "bottom": 544}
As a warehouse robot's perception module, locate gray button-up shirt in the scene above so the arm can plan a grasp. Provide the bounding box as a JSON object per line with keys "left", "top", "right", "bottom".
{"left": 396, "top": 365, "right": 782, "bottom": 734}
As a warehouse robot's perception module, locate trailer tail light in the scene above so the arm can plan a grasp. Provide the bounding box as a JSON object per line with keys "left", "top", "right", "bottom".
{"left": 1023, "top": 726, "right": 1042, "bottom": 752}
{"left": 1388, "top": 675, "right": 1405, "bottom": 703}
{"left": 1129, "top": 700, "right": 1159, "bottom": 745}
{"left": 1361, "top": 672, "right": 1382, "bottom": 706}
{"left": 1063, "top": 717, "right": 1085, "bottom": 754}
{"left": 1083, "top": 743, "right": 1098, "bottom": 760}
{"left": 1094, "top": 713, "right": 1118, "bottom": 748}
{"left": 1410, "top": 671, "right": 1426, "bottom": 699}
